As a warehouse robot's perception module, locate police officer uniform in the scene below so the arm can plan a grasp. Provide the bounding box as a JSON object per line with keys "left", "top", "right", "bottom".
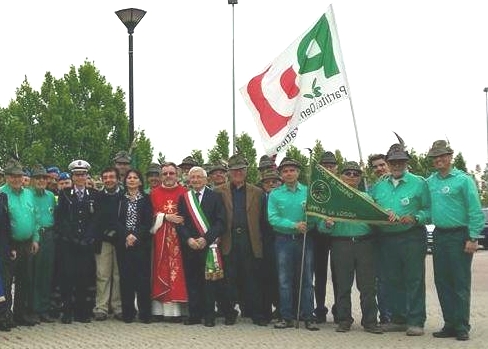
{"left": 56, "top": 160, "right": 99, "bottom": 324}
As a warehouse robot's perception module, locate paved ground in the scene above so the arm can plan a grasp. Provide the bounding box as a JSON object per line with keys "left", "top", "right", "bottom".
{"left": 2, "top": 251, "right": 487, "bottom": 349}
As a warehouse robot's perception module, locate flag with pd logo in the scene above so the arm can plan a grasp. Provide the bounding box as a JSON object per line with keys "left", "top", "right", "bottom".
{"left": 240, "top": 5, "right": 349, "bottom": 155}
{"left": 306, "top": 161, "right": 390, "bottom": 224}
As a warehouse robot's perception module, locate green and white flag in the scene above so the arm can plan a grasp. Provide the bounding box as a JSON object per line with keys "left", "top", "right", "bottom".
{"left": 241, "top": 5, "right": 349, "bottom": 155}
{"left": 306, "top": 161, "right": 390, "bottom": 224}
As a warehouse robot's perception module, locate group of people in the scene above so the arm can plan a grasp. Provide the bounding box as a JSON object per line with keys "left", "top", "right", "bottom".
{"left": 0, "top": 140, "right": 482, "bottom": 341}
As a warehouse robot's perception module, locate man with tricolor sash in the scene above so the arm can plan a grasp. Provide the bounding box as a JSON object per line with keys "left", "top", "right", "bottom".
{"left": 177, "top": 166, "right": 233, "bottom": 327}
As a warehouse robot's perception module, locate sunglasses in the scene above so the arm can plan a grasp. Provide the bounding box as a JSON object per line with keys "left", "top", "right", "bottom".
{"left": 162, "top": 171, "right": 176, "bottom": 176}
{"left": 343, "top": 171, "right": 360, "bottom": 177}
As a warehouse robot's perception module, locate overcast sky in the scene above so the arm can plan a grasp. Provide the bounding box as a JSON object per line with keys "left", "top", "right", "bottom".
{"left": 2, "top": 0, "right": 488, "bottom": 170}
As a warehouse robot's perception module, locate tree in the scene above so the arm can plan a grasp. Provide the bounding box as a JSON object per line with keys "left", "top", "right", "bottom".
{"left": 453, "top": 152, "right": 468, "bottom": 173}
{"left": 0, "top": 60, "right": 152, "bottom": 173}
{"left": 408, "top": 149, "right": 433, "bottom": 178}
{"left": 236, "top": 132, "right": 259, "bottom": 184}
{"left": 130, "top": 130, "right": 153, "bottom": 176}
{"left": 312, "top": 139, "right": 325, "bottom": 163}
{"left": 208, "top": 130, "right": 230, "bottom": 164}
{"left": 191, "top": 149, "right": 204, "bottom": 166}
{"left": 157, "top": 152, "right": 166, "bottom": 165}
{"left": 285, "top": 145, "right": 310, "bottom": 184}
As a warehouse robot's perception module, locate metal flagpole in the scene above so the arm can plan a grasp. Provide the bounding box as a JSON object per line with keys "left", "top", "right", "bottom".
{"left": 295, "top": 228, "right": 308, "bottom": 329}
{"left": 228, "top": 0, "right": 238, "bottom": 155}
{"left": 329, "top": 6, "right": 367, "bottom": 189}
{"left": 295, "top": 148, "right": 313, "bottom": 329}
{"left": 330, "top": 6, "right": 363, "bottom": 162}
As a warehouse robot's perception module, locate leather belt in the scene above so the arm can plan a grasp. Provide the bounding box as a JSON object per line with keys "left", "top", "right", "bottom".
{"left": 276, "top": 233, "right": 303, "bottom": 240}
{"left": 332, "top": 234, "right": 373, "bottom": 242}
{"left": 233, "top": 227, "right": 247, "bottom": 234}
{"left": 435, "top": 226, "right": 467, "bottom": 233}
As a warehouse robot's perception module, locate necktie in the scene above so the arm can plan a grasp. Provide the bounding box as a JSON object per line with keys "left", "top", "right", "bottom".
{"left": 195, "top": 191, "right": 201, "bottom": 204}
{"left": 77, "top": 190, "right": 83, "bottom": 201}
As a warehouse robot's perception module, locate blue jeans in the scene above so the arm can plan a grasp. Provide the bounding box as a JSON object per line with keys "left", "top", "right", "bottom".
{"left": 275, "top": 233, "right": 314, "bottom": 321}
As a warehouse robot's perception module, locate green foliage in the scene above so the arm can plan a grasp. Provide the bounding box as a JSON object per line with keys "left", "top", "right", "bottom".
{"left": 191, "top": 149, "right": 204, "bottom": 166}
{"left": 312, "top": 139, "right": 325, "bottom": 163}
{"left": 0, "top": 60, "right": 153, "bottom": 174}
{"left": 285, "top": 145, "right": 310, "bottom": 184}
{"left": 157, "top": 152, "right": 166, "bottom": 165}
{"left": 207, "top": 130, "right": 230, "bottom": 164}
{"left": 130, "top": 130, "right": 153, "bottom": 176}
{"left": 408, "top": 149, "right": 434, "bottom": 178}
{"left": 453, "top": 152, "right": 468, "bottom": 173}
{"left": 236, "top": 132, "right": 258, "bottom": 184}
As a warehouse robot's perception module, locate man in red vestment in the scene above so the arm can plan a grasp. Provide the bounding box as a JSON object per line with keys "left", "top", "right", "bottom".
{"left": 150, "top": 162, "right": 188, "bottom": 321}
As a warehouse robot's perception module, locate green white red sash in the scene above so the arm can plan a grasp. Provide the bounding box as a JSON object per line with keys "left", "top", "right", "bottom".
{"left": 183, "top": 191, "right": 210, "bottom": 236}
{"left": 183, "top": 190, "right": 224, "bottom": 280}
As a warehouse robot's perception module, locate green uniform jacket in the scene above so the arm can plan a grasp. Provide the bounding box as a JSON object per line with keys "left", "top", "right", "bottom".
{"left": 268, "top": 182, "right": 309, "bottom": 234}
{"left": 370, "top": 171, "right": 430, "bottom": 233}
{"left": 427, "top": 167, "right": 484, "bottom": 239}
{"left": 0, "top": 184, "right": 38, "bottom": 242}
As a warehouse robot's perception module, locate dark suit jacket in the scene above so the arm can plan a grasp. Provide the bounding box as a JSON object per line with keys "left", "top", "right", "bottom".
{"left": 56, "top": 187, "right": 100, "bottom": 245}
{"left": 215, "top": 182, "right": 263, "bottom": 258}
{"left": 176, "top": 187, "right": 226, "bottom": 247}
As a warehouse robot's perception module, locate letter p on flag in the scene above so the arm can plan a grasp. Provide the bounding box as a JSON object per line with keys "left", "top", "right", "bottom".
{"left": 240, "top": 5, "right": 349, "bottom": 156}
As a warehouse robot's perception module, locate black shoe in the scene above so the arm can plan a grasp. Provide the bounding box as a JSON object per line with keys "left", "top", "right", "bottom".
{"left": 305, "top": 320, "right": 320, "bottom": 331}
{"left": 39, "top": 313, "right": 56, "bottom": 323}
{"left": 14, "top": 315, "right": 37, "bottom": 326}
{"left": 274, "top": 319, "right": 294, "bottom": 329}
{"left": 5, "top": 311, "right": 16, "bottom": 328}
{"left": 336, "top": 322, "right": 351, "bottom": 332}
{"left": 168, "top": 316, "right": 183, "bottom": 323}
{"left": 152, "top": 315, "right": 164, "bottom": 322}
{"left": 271, "top": 309, "right": 281, "bottom": 320}
{"left": 74, "top": 316, "right": 91, "bottom": 323}
{"left": 204, "top": 318, "right": 215, "bottom": 327}
{"left": 432, "top": 328, "right": 456, "bottom": 338}
{"left": 28, "top": 314, "right": 41, "bottom": 324}
{"left": 456, "top": 331, "right": 469, "bottom": 341}
{"left": 123, "top": 317, "right": 134, "bottom": 324}
{"left": 364, "top": 324, "right": 383, "bottom": 334}
{"left": 61, "top": 313, "right": 72, "bottom": 324}
{"left": 253, "top": 318, "right": 268, "bottom": 327}
{"left": 224, "top": 311, "right": 238, "bottom": 326}
{"left": 114, "top": 313, "right": 124, "bottom": 321}
{"left": 184, "top": 317, "right": 201, "bottom": 325}
{"left": 0, "top": 318, "right": 11, "bottom": 332}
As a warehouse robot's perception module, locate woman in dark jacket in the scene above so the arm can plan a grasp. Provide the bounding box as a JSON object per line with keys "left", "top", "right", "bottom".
{"left": 116, "top": 169, "right": 153, "bottom": 323}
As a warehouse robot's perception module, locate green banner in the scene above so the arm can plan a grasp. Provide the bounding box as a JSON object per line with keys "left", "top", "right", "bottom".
{"left": 306, "top": 161, "right": 390, "bottom": 224}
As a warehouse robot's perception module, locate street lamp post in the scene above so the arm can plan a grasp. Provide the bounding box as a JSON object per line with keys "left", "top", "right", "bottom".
{"left": 115, "top": 8, "right": 146, "bottom": 147}
{"left": 228, "top": 0, "right": 238, "bottom": 155}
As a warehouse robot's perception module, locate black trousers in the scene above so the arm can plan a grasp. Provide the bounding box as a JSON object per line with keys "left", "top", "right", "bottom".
{"left": 116, "top": 240, "right": 151, "bottom": 320}
{"left": 262, "top": 233, "right": 279, "bottom": 321}
{"left": 313, "top": 232, "right": 336, "bottom": 316}
{"left": 224, "top": 232, "right": 264, "bottom": 321}
{"left": 59, "top": 240, "right": 96, "bottom": 319}
{"left": 11, "top": 240, "right": 35, "bottom": 319}
{"left": 331, "top": 236, "right": 378, "bottom": 327}
{"left": 182, "top": 245, "right": 231, "bottom": 320}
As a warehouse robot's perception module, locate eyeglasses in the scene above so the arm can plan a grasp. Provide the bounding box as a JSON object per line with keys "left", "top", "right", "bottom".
{"left": 343, "top": 171, "right": 360, "bottom": 177}
{"left": 162, "top": 171, "right": 176, "bottom": 176}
